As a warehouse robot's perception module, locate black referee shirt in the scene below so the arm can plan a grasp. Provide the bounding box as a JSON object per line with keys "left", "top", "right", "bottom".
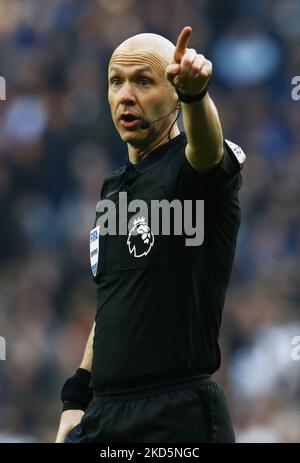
{"left": 90, "top": 132, "right": 245, "bottom": 393}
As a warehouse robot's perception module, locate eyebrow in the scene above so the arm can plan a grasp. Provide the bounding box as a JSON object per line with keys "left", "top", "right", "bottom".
{"left": 109, "top": 65, "right": 153, "bottom": 74}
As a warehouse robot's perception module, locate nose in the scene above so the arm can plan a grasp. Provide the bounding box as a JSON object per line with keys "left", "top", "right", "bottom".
{"left": 119, "top": 83, "right": 136, "bottom": 106}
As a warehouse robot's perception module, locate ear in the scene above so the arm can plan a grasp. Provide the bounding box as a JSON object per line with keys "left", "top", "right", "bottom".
{"left": 176, "top": 98, "right": 181, "bottom": 110}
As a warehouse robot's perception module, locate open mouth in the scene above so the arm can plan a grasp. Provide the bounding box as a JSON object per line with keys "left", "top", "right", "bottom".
{"left": 120, "top": 113, "right": 140, "bottom": 129}
{"left": 120, "top": 114, "right": 139, "bottom": 122}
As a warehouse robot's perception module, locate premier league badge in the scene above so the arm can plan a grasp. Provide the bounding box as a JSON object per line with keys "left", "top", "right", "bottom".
{"left": 90, "top": 225, "right": 100, "bottom": 277}
{"left": 127, "top": 216, "right": 154, "bottom": 258}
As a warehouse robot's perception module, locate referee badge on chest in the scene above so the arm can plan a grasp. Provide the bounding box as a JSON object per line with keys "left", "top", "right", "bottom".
{"left": 90, "top": 225, "right": 100, "bottom": 277}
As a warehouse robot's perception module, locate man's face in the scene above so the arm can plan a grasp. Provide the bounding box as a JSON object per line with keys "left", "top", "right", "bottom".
{"left": 108, "top": 56, "right": 177, "bottom": 146}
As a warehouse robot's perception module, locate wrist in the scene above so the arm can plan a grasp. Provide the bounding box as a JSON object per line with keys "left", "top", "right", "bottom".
{"left": 62, "top": 401, "right": 86, "bottom": 412}
{"left": 176, "top": 83, "right": 209, "bottom": 103}
{"left": 61, "top": 368, "right": 93, "bottom": 412}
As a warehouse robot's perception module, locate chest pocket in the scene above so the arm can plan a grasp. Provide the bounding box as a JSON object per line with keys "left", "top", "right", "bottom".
{"left": 118, "top": 225, "right": 170, "bottom": 271}
{"left": 118, "top": 186, "right": 170, "bottom": 271}
{"left": 92, "top": 186, "right": 172, "bottom": 274}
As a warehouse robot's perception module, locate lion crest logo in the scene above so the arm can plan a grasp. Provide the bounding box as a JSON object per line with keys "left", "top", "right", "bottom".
{"left": 127, "top": 216, "right": 154, "bottom": 258}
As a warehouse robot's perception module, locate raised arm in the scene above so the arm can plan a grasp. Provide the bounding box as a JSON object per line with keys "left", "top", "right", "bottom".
{"left": 166, "top": 26, "right": 223, "bottom": 173}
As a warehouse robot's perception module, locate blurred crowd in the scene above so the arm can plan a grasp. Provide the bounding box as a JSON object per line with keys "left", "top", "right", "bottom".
{"left": 0, "top": 0, "right": 300, "bottom": 443}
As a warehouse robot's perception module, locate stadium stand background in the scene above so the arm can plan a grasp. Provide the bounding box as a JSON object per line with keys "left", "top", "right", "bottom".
{"left": 0, "top": 0, "right": 300, "bottom": 442}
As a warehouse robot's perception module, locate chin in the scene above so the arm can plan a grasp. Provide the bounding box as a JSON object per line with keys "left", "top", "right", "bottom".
{"left": 119, "top": 129, "right": 145, "bottom": 144}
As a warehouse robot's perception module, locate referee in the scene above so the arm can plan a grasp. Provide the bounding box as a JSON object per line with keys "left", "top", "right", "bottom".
{"left": 56, "top": 26, "right": 245, "bottom": 443}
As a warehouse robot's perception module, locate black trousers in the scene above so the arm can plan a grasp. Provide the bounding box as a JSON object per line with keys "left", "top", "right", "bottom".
{"left": 65, "top": 374, "right": 235, "bottom": 443}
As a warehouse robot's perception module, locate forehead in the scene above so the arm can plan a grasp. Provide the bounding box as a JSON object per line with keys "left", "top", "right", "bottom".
{"left": 109, "top": 50, "right": 168, "bottom": 76}
{"left": 109, "top": 64, "right": 155, "bottom": 77}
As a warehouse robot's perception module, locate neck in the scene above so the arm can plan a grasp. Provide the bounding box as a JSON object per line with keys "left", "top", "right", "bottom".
{"left": 128, "top": 124, "right": 180, "bottom": 164}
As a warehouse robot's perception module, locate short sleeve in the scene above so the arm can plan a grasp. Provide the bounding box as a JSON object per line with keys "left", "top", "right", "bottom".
{"left": 177, "top": 138, "right": 246, "bottom": 196}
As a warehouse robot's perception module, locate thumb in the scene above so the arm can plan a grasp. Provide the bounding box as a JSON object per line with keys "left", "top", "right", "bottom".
{"left": 165, "top": 63, "right": 180, "bottom": 84}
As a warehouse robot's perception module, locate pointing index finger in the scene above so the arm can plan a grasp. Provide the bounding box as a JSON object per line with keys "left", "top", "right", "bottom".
{"left": 173, "top": 26, "right": 192, "bottom": 63}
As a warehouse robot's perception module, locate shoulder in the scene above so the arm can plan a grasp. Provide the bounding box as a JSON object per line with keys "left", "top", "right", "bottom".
{"left": 187, "top": 137, "right": 246, "bottom": 178}
{"left": 223, "top": 139, "right": 246, "bottom": 170}
{"left": 173, "top": 136, "right": 246, "bottom": 196}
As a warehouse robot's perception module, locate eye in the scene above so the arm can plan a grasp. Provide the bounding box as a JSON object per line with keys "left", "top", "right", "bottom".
{"left": 110, "top": 78, "right": 122, "bottom": 86}
{"left": 138, "top": 78, "right": 152, "bottom": 87}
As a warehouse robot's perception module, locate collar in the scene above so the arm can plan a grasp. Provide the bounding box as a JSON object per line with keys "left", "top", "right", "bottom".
{"left": 124, "top": 132, "right": 187, "bottom": 173}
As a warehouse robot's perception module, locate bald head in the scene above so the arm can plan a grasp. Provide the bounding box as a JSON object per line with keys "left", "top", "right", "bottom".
{"left": 109, "top": 33, "right": 175, "bottom": 74}
{"left": 108, "top": 32, "right": 180, "bottom": 146}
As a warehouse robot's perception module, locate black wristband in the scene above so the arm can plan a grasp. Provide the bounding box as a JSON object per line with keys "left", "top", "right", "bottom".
{"left": 176, "top": 84, "right": 209, "bottom": 103}
{"left": 61, "top": 368, "right": 93, "bottom": 412}
{"left": 62, "top": 401, "right": 86, "bottom": 412}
